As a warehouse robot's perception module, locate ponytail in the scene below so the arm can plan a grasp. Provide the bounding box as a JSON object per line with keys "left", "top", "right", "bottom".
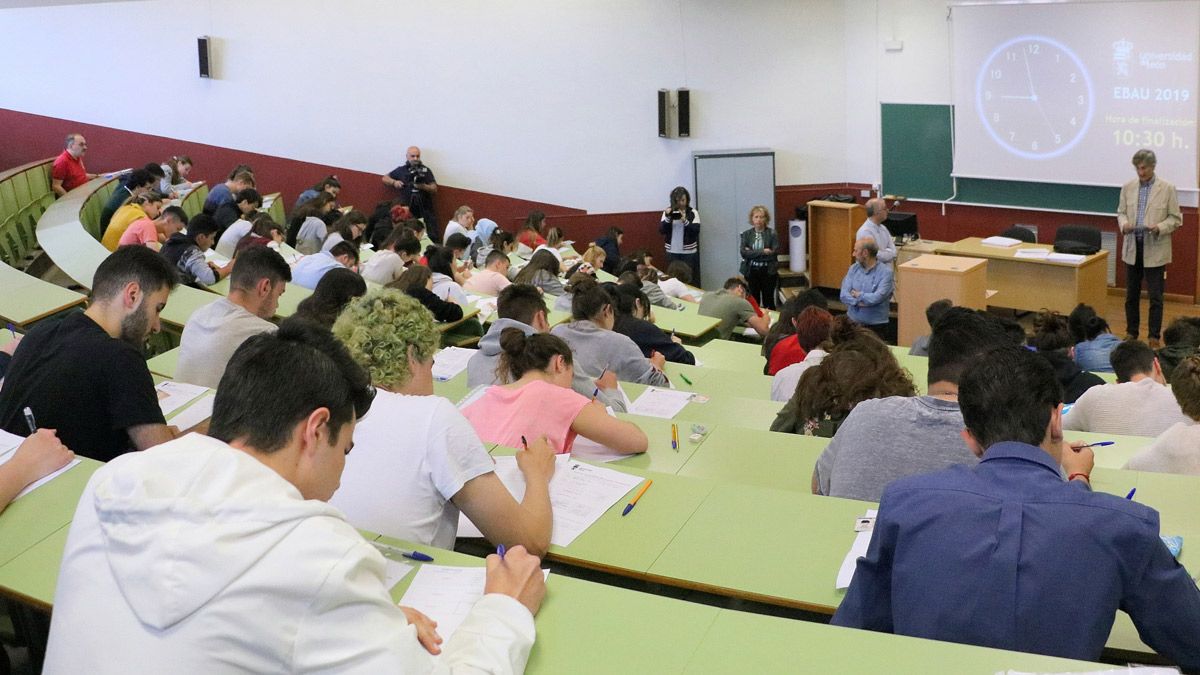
{"left": 497, "top": 328, "right": 573, "bottom": 382}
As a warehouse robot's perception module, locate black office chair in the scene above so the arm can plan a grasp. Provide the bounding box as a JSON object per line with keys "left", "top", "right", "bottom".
{"left": 1054, "top": 225, "right": 1102, "bottom": 254}
{"left": 998, "top": 226, "right": 1036, "bottom": 243}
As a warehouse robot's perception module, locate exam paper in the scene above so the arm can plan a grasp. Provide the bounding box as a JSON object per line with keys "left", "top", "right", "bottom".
{"left": 155, "top": 380, "right": 209, "bottom": 417}
{"left": 569, "top": 436, "right": 626, "bottom": 463}
{"left": 981, "top": 235, "right": 1022, "bottom": 247}
{"left": 203, "top": 248, "right": 231, "bottom": 266}
{"left": 836, "top": 509, "right": 878, "bottom": 589}
{"left": 0, "top": 429, "right": 22, "bottom": 455}
{"left": 169, "top": 393, "right": 215, "bottom": 432}
{"left": 0, "top": 447, "right": 81, "bottom": 501}
{"left": 628, "top": 386, "right": 694, "bottom": 419}
{"left": 457, "top": 455, "right": 643, "bottom": 547}
{"left": 432, "top": 347, "right": 476, "bottom": 382}
{"left": 399, "top": 565, "right": 550, "bottom": 644}
{"left": 1046, "top": 252, "right": 1086, "bottom": 264}
{"left": 1013, "top": 248, "right": 1050, "bottom": 259}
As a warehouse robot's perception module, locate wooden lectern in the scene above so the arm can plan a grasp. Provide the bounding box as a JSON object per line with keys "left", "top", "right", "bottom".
{"left": 897, "top": 254, "right": 987, "bottom": 347}
{"left": 807, "top": 200, "right": 867, "bottom": 289}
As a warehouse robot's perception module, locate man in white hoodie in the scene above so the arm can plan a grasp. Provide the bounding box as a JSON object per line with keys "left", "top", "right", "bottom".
{"left": 175, "top": 245, "right": 292, "bottom": 388}
{"left": 46, "top": 321, "right": 544, "bottom": 673}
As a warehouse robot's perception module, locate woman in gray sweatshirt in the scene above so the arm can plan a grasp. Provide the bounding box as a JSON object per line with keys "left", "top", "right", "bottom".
{"left": 550, "top": 279, "right": 669, "bottom": 388}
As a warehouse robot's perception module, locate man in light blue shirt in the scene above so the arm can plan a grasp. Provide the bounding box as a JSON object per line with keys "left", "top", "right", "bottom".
{"left": 291, "top": 241, "right": 359, "bottom": 290}
{"left": 834, "top": 347, "right": 1200, "bottom": 669}
{"left": 839, "top": 238, "right": 893, "bottom": 337}
{"left": 855, "top": 198, "right": 895, "bottom": 264}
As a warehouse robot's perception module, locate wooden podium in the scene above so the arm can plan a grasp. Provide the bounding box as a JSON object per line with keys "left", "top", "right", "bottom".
{"left": 897, "top": 254, "right": 987, "bottom": 347}
{"left": 807, "top": 200, "right": 866, "bottom": 290}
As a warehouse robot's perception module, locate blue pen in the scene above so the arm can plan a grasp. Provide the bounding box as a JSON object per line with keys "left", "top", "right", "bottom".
{"left": 497, "top": 544, "right": 506, "bottom": 559}
{"left": 400, "top": 549, "right": 434, "bottom": 562}
{"left": 1125, "top": 488, "right": 1137, "bottom": 500}
{"left": 6, "top": 323, "right": 15, "bottom": 339}
{"left": 373, "top": 541, "right": 434, "bottom": 562}
{"left": 1083, "top": 441, "right": 1114, "bottom": 448}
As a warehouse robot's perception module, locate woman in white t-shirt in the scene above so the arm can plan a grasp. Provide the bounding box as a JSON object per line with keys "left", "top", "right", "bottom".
{"left": 656, "top": 260, "right": 700, "bottom": 303}
{"left": 425, "top": 245, "right": 471, "bottom": 305}
{"left": 330, "top": 289, "right": 555, "bottom": 555}
{"left": 360, "top": 228, "right": 421, "bottom": 285}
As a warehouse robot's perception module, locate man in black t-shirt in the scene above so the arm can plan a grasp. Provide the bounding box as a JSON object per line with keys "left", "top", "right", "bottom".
{"left": 0, "top": 246, "right": 179, "bottom": 462}
{"left": 381, "top": 146, "right": 438, "bottom": 237}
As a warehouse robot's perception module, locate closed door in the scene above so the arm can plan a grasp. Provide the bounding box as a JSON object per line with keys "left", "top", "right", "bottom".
{"left": 694, "top": 152, "right": 775, "bottom": 288}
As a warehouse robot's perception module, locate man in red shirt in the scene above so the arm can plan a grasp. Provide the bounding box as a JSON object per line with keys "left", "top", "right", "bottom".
{"left": 51, "top": 133, "right": 94, "bottom": 197}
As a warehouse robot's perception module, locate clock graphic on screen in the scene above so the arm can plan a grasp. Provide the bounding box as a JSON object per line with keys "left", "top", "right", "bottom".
{"left": 975, "top": 35, "right": 1094, "bottom": 160}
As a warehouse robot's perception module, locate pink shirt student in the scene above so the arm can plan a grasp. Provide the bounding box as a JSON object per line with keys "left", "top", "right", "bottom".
{"left": 463, "top": 268, "right": 512, "bottom": 296}
{"left": 462, "top": 379, "right": 590, "bottom": 454}
{"left": 117, "top": 218, "right": 160, "bottom": 247}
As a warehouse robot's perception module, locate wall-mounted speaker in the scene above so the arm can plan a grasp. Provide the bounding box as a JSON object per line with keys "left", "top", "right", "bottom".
{"left": 657, "top": 89, "right": 670, "bottom": 137}
{"left": 677, "top": 88, "right": 690, "bottom": 137}
{"left": 197, "top": 36, "right": 211, "bottom": 78}
{"left": 657, "top": 88, "right": 691, "bottom": 139}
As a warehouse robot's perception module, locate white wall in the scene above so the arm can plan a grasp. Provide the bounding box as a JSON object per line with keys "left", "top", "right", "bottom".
{"left": 0, "top": 0, "right": 854, "bottom": 213}
{"left": 844, "top": 0, "right": 955, "bottom": 186}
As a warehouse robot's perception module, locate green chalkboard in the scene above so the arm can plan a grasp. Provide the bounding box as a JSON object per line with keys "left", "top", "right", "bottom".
{"left": 880, "top": 103, "right": 1121, "bottom": 214}
{"left": 881, "top": 103, "right": 954, "bottom": 201}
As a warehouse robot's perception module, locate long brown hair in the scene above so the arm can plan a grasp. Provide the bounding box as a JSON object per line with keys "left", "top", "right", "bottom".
{"left": 793, "top": 318, "right": 915, "bottom": 426}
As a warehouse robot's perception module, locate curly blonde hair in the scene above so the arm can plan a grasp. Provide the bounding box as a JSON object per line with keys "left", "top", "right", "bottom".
{"left": 332, "top": 289, "right": 439, "bottom": 388}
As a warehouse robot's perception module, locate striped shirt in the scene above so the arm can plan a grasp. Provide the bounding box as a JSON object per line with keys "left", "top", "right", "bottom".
{"left": 1135, "top": 177, "right": 1154, "bottom": 242}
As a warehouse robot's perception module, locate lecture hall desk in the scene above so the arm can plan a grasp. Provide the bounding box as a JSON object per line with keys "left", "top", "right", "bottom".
{"left": 935, "top": 237, "right": 1108, "bottom": 315}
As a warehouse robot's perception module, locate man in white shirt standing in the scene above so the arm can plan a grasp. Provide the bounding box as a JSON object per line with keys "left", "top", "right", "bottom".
{"left": 1063, "top": 339, "right": 1190, "bottom": 436}
{"left": 856, "top": 197, "right": 896, "bottom": 265}
{"left": 46, "top": 321, "right": 543, "bottom": 673}
{"left": 175, "top": 246, "right": 291, "bottom": 388}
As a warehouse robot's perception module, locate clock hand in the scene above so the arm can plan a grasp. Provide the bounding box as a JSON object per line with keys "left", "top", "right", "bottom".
{"left": 1022, "top": 48, "right": 1038, "bottom": 99}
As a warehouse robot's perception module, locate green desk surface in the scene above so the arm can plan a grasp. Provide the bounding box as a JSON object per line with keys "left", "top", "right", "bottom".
{"left": 624, "top": 383, "right": 783, "bottom": 430}
{"left": 0, "top": 264, "right": 85, "bottom": 327}
{"left": 1062, "top": 430, "right": 1151, "bottom": 469}
{"left": 480, "top": 451, "right": 716, "bottom": 575}
{"left": 35, "top": 176, "right": 114, "bottom": 288}
{"left": 893, "top": 354, "right": 929, "bottom": 395}
{"left": 547, "top": 464, "right": 715, "bottom": 575}
{"left": 604, "top": 413, "right": 707, "bottom": 475}
{"left": 0, "top": 457, "right": 101, "bottom": 568}
{"left": 652, "top": 309, "right": 720, "bottom": 339}
{"left": 648, "top": 484, "right": 865, "bottom": 610}
{"left": 0, "top": 524, "right": 70, "bottom": 608}
{"left": 146, "top": 346, "right": 181, "bottom": 379}
{"left": 665, "top": 361, "right": 772, "bottom": 400}
{"left": 689, "top": 339, "right": 763, "bottom": 371}
{"left": 685, "top": 610, "right": 1105, "bottom": 674}
{"left": 677, "top": 425, "right": 826, "bottom": 493}
{"left": 379, "top": 534, "right": 724, "bottom": 675}
{"left": 160, "top": 285, "right": 223, "bottom": 330}
{"left": 432, "top": 372, "right": 472, "bottom": 404}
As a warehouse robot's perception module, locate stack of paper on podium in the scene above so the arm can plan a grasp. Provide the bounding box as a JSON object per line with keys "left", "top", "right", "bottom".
{"left": 980, "top": 236, "right": 1022, "bottom": 248}
{"left": 457, "top": 455, "right": 644, "bottom": 546}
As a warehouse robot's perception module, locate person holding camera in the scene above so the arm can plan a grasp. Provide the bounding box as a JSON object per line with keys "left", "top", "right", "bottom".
{"left": 659, "top": 186, "right": 700, "bottom": 283}
{"left": 739, "top": 205, "right": 779, "bottom": 309}
{"left": 382, "top": 146, "right": 439, "bottom": 238}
